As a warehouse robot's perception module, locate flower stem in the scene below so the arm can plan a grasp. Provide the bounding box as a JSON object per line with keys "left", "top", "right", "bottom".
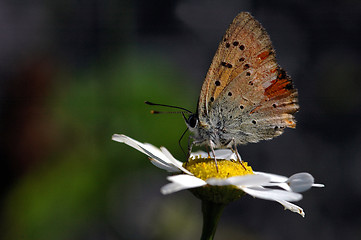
{"left": 200, "top": 200, "right": 225, "bottom": 240}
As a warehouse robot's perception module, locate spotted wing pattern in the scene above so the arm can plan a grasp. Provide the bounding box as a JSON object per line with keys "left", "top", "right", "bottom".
{"left": 197, "top": 12, "right": 298, "bottom": 144}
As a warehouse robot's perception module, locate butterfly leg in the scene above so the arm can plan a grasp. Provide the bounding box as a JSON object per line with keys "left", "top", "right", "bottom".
{"left": 231, "top": 138, "right": 241, "bottom": 162}
{"left": 187, "top": 138, "right": 205, "bottom": 159}
{"left": 178, "top": 127, "right": 189, "bottom": 158}
{"left": 231, "top": 138, "right": 246, "bottom": 170}
{"left": 209, "top": 141, "right": 219, "bottom": 172}
{"left": 187, "top": 137, "right": 195, "bottom": 160}
{"left": 205, "top": 145, "right": 211, "bottom": 158}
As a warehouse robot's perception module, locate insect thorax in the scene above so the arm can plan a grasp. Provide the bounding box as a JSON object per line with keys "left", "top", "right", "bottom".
{"left": 188, "top": 119, "right": 234, "bottom": 149}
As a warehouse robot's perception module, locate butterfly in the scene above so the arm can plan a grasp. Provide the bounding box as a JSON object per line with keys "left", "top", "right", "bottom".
{"left": 146, "top": 12, "right": 298, "bottom": 165}
{"left": 183, "top": 12, "right": 299, "bottom": 160}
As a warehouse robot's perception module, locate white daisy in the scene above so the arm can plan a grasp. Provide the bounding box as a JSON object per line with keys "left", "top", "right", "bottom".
{"left": 112, "top": 134, "right": 324, "bottom": 217}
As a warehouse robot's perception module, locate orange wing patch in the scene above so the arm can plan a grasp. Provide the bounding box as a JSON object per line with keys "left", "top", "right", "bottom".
{"left": 257, "top": 50, "right": 272, "bottom": 61}
{"left": 264, "top": 68, "right": 295, "bottom": 100}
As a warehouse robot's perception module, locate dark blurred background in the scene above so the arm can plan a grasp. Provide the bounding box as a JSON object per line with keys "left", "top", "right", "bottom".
{"left": 1, "top": 0, "right": 361, "bottom": 239}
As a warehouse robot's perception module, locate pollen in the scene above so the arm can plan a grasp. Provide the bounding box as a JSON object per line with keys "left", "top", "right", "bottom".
{"left": 183, "top": 156, "right": 253, "bottom": 181}
{"left": 183, "top": 156, "right": 253, "bottom": 204}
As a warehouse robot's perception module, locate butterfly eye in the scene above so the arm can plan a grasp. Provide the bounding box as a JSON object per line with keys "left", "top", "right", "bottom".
{"left": 187, "top": 114, "right": 198, "bottom": 128}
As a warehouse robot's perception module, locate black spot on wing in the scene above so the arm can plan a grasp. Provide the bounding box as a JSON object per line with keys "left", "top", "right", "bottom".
{"left": 221, "top": 61, "right": 233, "bottom": 68}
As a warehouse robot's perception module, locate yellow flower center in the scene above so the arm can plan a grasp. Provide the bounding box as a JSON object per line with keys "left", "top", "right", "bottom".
{"left": 183, "top": 156, "right": 254, "bottom": 204}
{"left": 183, "top": 156, "right": 253, "bottom": 180}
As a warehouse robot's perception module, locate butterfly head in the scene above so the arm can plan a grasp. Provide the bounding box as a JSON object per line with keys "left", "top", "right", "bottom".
{"left": 183, "top": 112, "right": 212, "bottom": 147}
{"left": 183, "top": 113, "right": 199, "bottom": 130}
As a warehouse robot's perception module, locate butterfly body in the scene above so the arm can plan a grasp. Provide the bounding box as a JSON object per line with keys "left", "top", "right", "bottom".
{"left": 186, "top": 12, "right": 298, "bottom": 153}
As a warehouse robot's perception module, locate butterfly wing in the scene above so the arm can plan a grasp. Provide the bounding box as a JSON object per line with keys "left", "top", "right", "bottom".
{"left": 197, "top": 12, "right": 298, "bottom": 144}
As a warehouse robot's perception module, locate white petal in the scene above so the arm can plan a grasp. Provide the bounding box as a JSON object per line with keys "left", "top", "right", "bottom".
{"left": 140, "top": 145, "right": 192, "bottom": 173}
{"left": 254, "top": 171, "right": 288, "bottom": 182}
{"left": 265, "top": 182, "right": 292, "bottom": 191}
{"left": 161, "top": 182, "right": 190, "bottom": 194}
{"left": 287, "top": 173, "right": 314, "bottom": 193}
{"left": 190, "top": 150, "right": 208, "bottom": 159}
{"left": 253, "top": 172, "right": 294, "bottom": 191}
{"left": 189, "top": 149, "right": 238, "bottom": 161}
{"left": 112, "top": 134, "right": 185, "bottom": 172}
{"left": 313, "top": 183, "right": 325, "bottom": 188}
{"left": 161, "top": 174, "right": 206, "bottom": 194}
{"left": 112, "top": 134, "right": 168, "bottom": 165}
{"left": 256, "top": 172, "right": 324, "bottom": 192}
{"left": 112, "top": 134, "right": 147, "bottom": 154}
{"left": 276, "top": 200, "right": 305, "bottom": 217}
{"left": 149, "top": 158, "right": 180, "bottom": 172}
{"left": 160, "top": 147, "right": 193, "bottom": 175}
{"left": 207, "top": 174, "right": 270, "bottom": 186}
{"left": 167, "top": 174, "right": 206, "bottom": 186}
{"left": 159, "top": 146, "right": 182, "bottom": 165}
{"left": 214, "top": 149, "right": 238, "bottom": 160}
{"left": 140, "top": 143, "right": 174, "bottom": 165}
{"left": 241, "top": 186, "right": 303, "bottom": 202}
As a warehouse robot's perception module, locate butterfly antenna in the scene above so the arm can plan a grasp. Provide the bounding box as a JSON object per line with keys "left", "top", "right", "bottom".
{"left": 146, "top": 101, "right": 191, "bottom": 157}
{"left": 145, "top": 101, "right": 193, "bottom": 114}
{"left": 150, "top": 110, "right": 187, "bottom": 114}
